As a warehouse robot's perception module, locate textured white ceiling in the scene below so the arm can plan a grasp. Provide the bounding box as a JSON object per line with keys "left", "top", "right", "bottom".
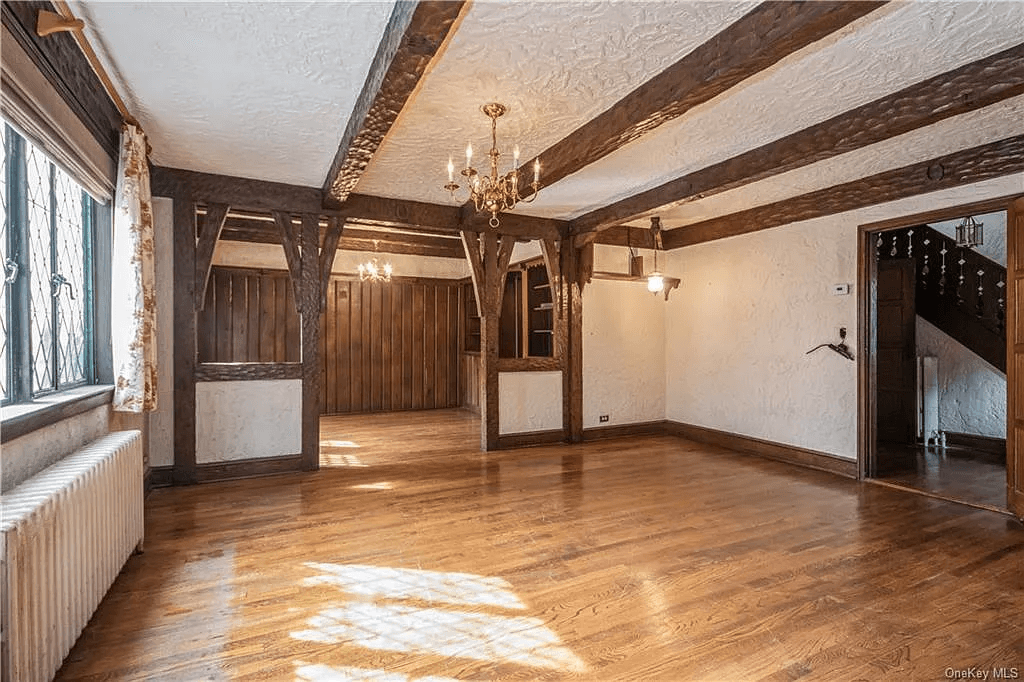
{"left": 77, "top": 1, "right": 395, "bottom": 186}
{"left": 354, "top": 0, "right": 757, "bottom": 202}
{"left": 531, "top": 0, "right": 1024, "bottom": 220}
{"left": 638, "top": 93, "right": 1024, "bottom": 230}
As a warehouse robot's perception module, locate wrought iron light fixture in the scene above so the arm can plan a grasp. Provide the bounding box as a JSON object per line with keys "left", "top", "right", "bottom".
{"left": 444, "top": 103, "right": 540, "bottom": 228}
{"left": 955, "top": 215, "right": 983, "bottom": 249}
{"left": 357, "top": 258, "right": 392, "bottom": 283}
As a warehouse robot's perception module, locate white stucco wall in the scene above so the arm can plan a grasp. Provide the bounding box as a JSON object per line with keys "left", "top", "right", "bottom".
{"left": 195, "top": 379, "right": 302, "bottom": 463}
{"left": 148, "top": 197, "right": 175, "bottom": 467}
{"left": 499, "top": 371, "right": 562, "bottom": 434}
{"left": 664, "top": 174, "right": 1024, "bottom": 460}
{"left": 583, "top": 265, "right": 666, "bottom": 428}
{"left": 916, "top": 316, "right": 1005, "bottom": 439}
{"left": 212, "top": 241, "right": 470, "bottom": 279}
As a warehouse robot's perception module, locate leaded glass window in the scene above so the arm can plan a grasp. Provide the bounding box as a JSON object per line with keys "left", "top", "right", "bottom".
{"left": 1, "top": 123, "right": 94, "bottom": 405}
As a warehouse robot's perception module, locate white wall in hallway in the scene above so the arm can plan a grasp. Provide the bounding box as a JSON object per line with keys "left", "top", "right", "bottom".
{"left": 663, "top": 174, "right": 1023, "bottom": 460}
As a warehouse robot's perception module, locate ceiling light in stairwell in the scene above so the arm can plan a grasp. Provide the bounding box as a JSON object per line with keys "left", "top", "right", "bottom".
{"left": 955, "top": 215, "right": 983, "bottom": 249}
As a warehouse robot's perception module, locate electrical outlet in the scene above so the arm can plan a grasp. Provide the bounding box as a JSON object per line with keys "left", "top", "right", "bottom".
{"left": 832, "top": 283, "right": 850, "bottom": 295}
{"left": 599, "top": 415, "right": 610, "bottom": 423}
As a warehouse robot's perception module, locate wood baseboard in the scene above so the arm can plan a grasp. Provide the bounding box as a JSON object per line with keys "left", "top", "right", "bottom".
{"left": 155, "top": 455, "right": 304, "bottom": 486}
{"left": 663, "top": 420, "right": 858, "bottom": 479}
{"left": 583, "top": 420, "right": 667, "bottom": 441}
{"left": 943, "top": 431, "right": 1006, "bottom": 464}
{"left": 497, "top": 429, "right": 564, "bottom": 449}
{"left": 149, "top": 466, "right": 175, "bottom": 489}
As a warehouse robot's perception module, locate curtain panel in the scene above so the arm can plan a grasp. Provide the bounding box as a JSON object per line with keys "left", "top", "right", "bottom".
{"left": 112, "top": 123, "right": 157, "bottom": 412}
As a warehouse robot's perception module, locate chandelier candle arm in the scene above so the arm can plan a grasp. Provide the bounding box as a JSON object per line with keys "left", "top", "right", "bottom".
{"left": 442, "top": 102, "right": 542, "bottom": 229}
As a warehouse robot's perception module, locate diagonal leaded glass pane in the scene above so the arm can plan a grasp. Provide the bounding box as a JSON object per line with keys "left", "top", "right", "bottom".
{"left": 0, "top": 126, "right": 8, "bottom": 401}
{"left": 54, "top": 167, "right": 86, "bottom": 386}
{"left": 26, "top": 140, "right": 54, "bottom": 393}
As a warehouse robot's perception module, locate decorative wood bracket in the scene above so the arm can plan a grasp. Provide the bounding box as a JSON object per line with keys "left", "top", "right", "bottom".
{"left": 319, "top": 216, "right": 345, "bottom": 311}
{"left": 273, "top": 210, "right": 304, "bottom": 313}
{"left": 194, "top": 203, "right": 229, "bottom": 310}
{"left": 36, "top": 9, "right": 83, "bottom": 37}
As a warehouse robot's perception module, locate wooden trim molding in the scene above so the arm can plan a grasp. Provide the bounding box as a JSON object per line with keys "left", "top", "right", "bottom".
{"left": 194, "top": 454, "right": 304, "bottom": 484}
{"left": 943, "top": 431, "right": 1006, "bottom": 464}
{"left": 664, "top": 136, "right": 1024, "bottom": 249}
{"left": 195, "top": 363, "right": 302, "bottom": 382}
{"left": 496, "top": 357, "right": 561, "bottom": 372}
{"left": 497, "top": 429, "right": 564, "bottom": 449}
{"left": 582, "top": 420, "right": 666, "bottom": 441}
{"left": 663, "top": 420, "right": 859, "bottom": 479}
{"left": 148, "top": 465, "right": 174, "bottom": 489}
{"left": 323, "top": 0, "right": 466, "bottom": 205}
{"left": 572, "top": 43, "right": 1024, "bottom": 235}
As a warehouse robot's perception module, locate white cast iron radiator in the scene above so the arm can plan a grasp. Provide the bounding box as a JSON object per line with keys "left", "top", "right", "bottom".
{"left": 1, "top": 430, "right": 144, "bottom": 682}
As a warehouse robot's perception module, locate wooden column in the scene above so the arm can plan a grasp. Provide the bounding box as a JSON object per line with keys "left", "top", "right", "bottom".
{"left": 1007, "top": 196, "right": 1024, "bottom": 520}
{"left": 462, "top": 230, "right": 514, "bottom": 450}
{"left": 172, "top": 197, "right": 198, "bottom": 484}
{"left": 556, "top": 235, "right": 592, "bottom": 443}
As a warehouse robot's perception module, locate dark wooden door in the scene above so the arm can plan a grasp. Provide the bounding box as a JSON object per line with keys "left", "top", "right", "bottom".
{"left": 876, "top": 258, "right": 917, "bottom": 465}
{"left": 1007, "top": 198, "right": 1024, "bottom": 519}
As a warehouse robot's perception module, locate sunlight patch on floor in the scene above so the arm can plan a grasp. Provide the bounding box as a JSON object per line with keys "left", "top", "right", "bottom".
{"left": 302, "top": 563, "right": 526, "bottom": 611}
{"left": 292, "top": 563, "right": 585, "bottom": 674}
{"left": 292, "top": 602, "right": 585, "bottom": 672}
{"left": 294, "top": 662, "right": 461, "bottom": 682}
{"left": 350, "top": 482, "right": 395, "bottom": 490}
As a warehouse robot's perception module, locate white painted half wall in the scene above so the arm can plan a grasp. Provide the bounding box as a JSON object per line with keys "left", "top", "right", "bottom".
{"left": 195, "top": 379, "right": 302, "bottom": 463}
{"left": 583, "top": 258, "right": 666, "bottom": 428}
{"left": 664, "top": 174, "right": 1024, "bottom": 460}
{"left": 916, "top": 316, "right": 1005, "bottom": 439}
{"left": 499, "top": 371, "right": 562, "bottom": 434}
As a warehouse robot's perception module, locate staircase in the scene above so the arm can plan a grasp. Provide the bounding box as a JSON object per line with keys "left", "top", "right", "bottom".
{"left": 878, "top": 224, "right": 1005, "bottom": 373}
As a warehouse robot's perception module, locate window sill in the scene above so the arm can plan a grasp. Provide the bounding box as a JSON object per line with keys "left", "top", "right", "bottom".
{"left": 1, "top": 385, "right": 114, "bottom": 443}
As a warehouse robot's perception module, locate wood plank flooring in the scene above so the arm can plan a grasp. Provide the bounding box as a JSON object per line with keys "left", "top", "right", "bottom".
{"left": 876, "top": 444, "right": 1008, "bottom": 511}
{"left": 57, "top": 411, "right": 1024, "bottom": 680}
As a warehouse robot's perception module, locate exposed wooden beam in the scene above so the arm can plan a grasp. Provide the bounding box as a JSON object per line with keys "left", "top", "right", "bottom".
{"left": 515, "top": 1, "right": 884, "bottom": 196}
{"left": 319, "top": 217, "right": 344, "bottom": 311}
{"left": 172, "top": 198, "right": 198, "bottom": 485}
{"left": 572, "top": 42, "right": 1024, "bottom": 234}
{"left": 273, "top": 210, "right": 303, "bottom": 310}
{"left": 153, "top": 168, "right": 566, "bottom": 240}
{"left": 594, "top": 226, "right": 655, "bottom": 249}
{"left": 194, "top": 203, "right": 229, "bottom": 310}
{"left": 342, "top": 193, "right": 567, "bottom": 240}
{"left": 323, "top": 1, "right": 466, "bottom": 206}
{"left": 663, "top": 135, "right": 1024, "bottom": 249}
{"left": 299, "top": 214, "right": 322, "bottom": 471}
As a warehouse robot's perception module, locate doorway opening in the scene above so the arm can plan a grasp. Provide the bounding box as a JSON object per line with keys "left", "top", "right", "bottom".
{"left": 860, "top": 203, "right": 1011, "bottom": 512}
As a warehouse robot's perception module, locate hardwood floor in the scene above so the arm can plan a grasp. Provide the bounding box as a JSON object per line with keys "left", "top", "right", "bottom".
{"left": 876, "top": 444, "right": 1008, "bottom": 512}
{"left": 57, "top": 411, "right": 1024, "bottom": 681}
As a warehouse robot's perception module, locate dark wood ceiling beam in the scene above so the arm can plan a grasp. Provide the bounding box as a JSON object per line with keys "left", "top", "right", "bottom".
{"left": 515, "top": 1, "right": 885, "bottom": 196}
{"left": 663, "top": 135, "right": 1024, "bottom": 250}
{"left": 322, "top": 1, "right": 466, "bottom": 207}
{"left": 572, "top": 42, "right": 1024, "bottom": 235}
{"left": 152, "top": 166, "right": 566, "bottom": 241}
{"left": 342, "top": 193, "right": 567, "bottom": 241}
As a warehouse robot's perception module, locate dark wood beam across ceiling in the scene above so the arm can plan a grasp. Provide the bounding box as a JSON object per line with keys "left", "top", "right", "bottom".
{"left": 322, "top": 1, "right": 467, "bottom": 207}
{"left": 662, "top": 135, "right": 1024, "bottom": 250}
{"left": 152, "top": 167, "right": 566, "bottom": 242}
{"left": 572, "top": 42, "right": 1024, "bottom": 235}
{"left": 513, "top": 1, "right": 885, "bottom": 197}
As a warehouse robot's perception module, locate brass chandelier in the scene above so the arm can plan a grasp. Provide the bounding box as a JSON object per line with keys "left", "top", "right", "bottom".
{"left": 444, "top": 103, "right": 541, "bottom": 228}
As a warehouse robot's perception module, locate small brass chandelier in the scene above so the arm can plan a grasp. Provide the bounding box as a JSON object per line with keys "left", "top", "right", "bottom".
{"left": 955, "top": 215, "right": 984, "bottom": 249}
{"left": 444, "top": 103, "right": 541, "bottom": 228}
{"left": 358, "top": 258, "right": 392, "bottom": 283}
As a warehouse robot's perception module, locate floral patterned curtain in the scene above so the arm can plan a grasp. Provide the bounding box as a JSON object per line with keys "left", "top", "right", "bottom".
{"left": 112, "top": 122, "right": 157, "bottom": 412}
